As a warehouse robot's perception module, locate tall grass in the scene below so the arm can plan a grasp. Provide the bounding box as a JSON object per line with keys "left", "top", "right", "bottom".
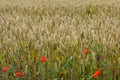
{"left": 0, "top": 0, "right": 120, "bottom": 80}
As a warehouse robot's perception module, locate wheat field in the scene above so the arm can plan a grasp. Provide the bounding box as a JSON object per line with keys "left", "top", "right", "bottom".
{"left": 0, "top": 0, "right": 120, "bottom": 80}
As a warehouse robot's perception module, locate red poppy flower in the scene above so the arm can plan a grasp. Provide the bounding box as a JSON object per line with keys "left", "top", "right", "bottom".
{"left": 93, "top": 69, "right": 101, "bottom": 78}
{"left": 40, "top": 56, "right": 47, "bottom": 62}
{"left": 2, "top": 67, "right": 9, "bottom": 72}
{"left": 14, "top": 71, "right": 23, "bottom": 77}
{"left": 82, "top": 49, "right": 89, "bottom": 54}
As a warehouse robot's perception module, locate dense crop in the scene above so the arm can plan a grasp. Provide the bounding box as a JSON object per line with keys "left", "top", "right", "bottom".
{"left": 0, "top": 0, "right": 120, "bottom": 80}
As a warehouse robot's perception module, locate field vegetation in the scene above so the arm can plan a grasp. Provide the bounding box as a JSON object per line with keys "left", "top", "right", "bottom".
{"left": 0, "top": 0, "right": 120, "bottom": 80}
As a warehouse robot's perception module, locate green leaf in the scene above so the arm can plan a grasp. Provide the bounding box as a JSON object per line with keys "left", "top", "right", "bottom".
{"left": 64, "top": 56, "right": 73, "bottom": 68}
